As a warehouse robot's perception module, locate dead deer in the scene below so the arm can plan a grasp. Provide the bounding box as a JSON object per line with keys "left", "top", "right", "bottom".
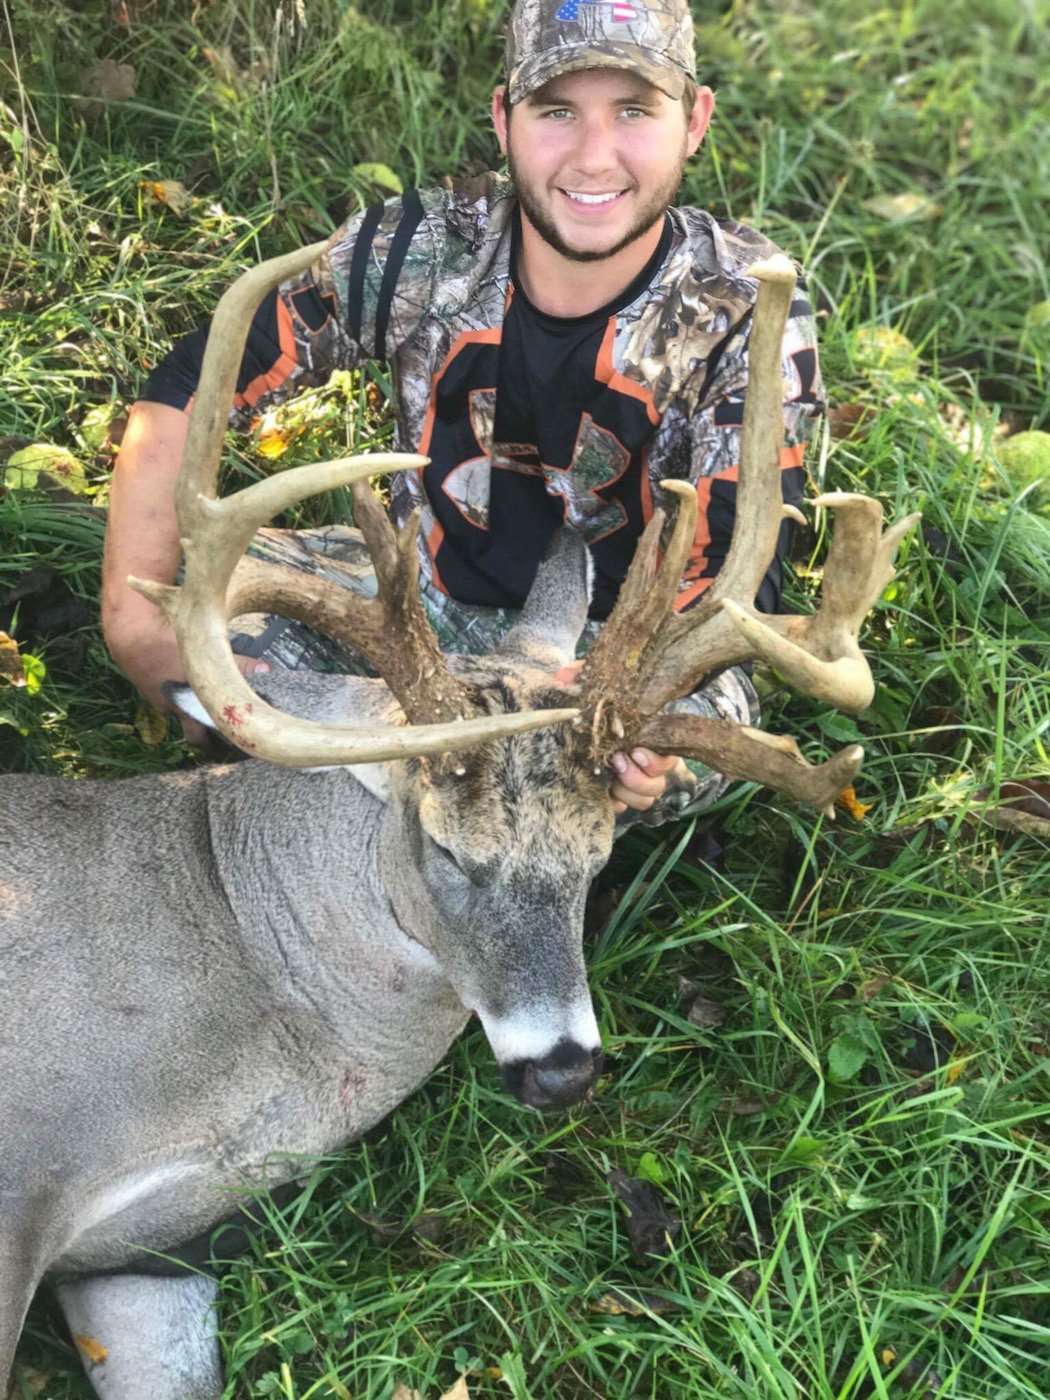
{"left": 0, "top": 246, "right": 918, "bottom": 1399}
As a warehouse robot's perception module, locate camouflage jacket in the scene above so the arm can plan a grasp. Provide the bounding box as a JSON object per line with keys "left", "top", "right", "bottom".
{"left": 146, "top": 171, "right": 823, "bottom": 620}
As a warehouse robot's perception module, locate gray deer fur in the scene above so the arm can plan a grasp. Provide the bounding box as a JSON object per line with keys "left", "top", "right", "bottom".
{"left": 1, "top": 531, "right": 616, "bottom": 1399}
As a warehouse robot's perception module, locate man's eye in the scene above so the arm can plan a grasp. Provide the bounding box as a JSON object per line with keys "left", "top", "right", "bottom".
{"left": 542, "top": 107, "right": 573, "bottom": 120}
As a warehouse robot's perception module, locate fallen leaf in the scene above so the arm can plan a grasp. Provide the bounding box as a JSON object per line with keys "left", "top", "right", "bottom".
{"left": 202, "top": 45, "right": 243, "bottom": 87}
{"left": 256, "top": 422, "right": 295, "bottom": 459}
{"left": 391, "top": 1385, "right": 423, "bottom": 1400}
{"left": 729, "top": 1096, "right": 769, "bottom": 1116}
{"left": 974, "top": 779, "right": 1050, "bottom": 839}
{"left": 863, "top": 191, "right": 941, "bottom": 221}
{"left": 140, "top": 179, "right": 193, "bottom": 217}
{"left": 440, "top": 1378, "right": 470, "bottom": 1400}
{"left": 860, "top": 974, "right": 891, "bottom": 1000}
{"left": 3, "top": 443, "right": 90, "bottom": 494}
{"left": 836, "top": 785, "right": 872, "bottom": 821}
{"left": 686, "top": 993, "right": 727, "bottom": 1030}
{"left": 826, "top": 401, "right": 870, "bottom": 439}
{"left": 13, "top": 1368, "right": 50, "bottom": 1396}
{"left": 352, "top": 161, "right": 403, "bottom": 195}
{"left": 0, "top": 632, "right": 26, "bottom": 687}
{"left": 589, "top": 1288, "right": 682, "bottom": 1316}
{"left": 607, "top": 1167, "right": 681, "bottom": 1259}
{"left": 134, "top": 702, "right": 169, "bottom": 748}
{"left": 82, "top": 58, "right": 136, "bottom": 105}
{"left": 74, "top": 1334, "right": 109, "bottom": 1366}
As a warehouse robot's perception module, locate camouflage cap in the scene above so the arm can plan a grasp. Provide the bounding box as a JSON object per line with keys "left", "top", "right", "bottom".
{"left": 505, "top": 0, "right": 697, "bottom": 105}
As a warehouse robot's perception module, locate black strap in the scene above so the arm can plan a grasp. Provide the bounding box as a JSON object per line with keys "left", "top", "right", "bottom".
{"left": 346, "top": 201, "right": 385, "bottom": 346}
{"left": 374, "top": 188, "right": 425, "bottom": 361}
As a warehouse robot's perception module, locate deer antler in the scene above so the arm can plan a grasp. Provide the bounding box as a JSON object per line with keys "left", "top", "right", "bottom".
{"left": 130, "top": 243, "right": 577, "bottom": 766}
{"left": 576, "top": 254, "right": 919, "bottom": 810}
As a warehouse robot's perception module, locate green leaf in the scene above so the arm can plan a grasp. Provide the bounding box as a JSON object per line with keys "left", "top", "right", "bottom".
{"left": 636, "top": 1151, "right": 667, "bottom": 1186}
{"left": 21, "top": 653, "right": 46, "bottom": 695}
{"left": 497, "top": 1351, "right": 531, "bottom": 1400}
{"left": 352, "top": 161, "right": 402, "bottom": 195}
{"left": 816, "top": 712, "right": 864, "bottom": 743}
{"left": 781, "top": 1135, "right": 826, "bottom": 1167}
{"left": 828, "top": 1033, "right": 868, "bottom": 1083}
{"left": 4, "top": 443, "right": 89, "bottom": 494}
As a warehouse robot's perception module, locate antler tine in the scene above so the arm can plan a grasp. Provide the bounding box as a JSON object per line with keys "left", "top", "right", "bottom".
{"left": 575, "top": 479, "right": 697, "bottom": 752}
{"left": 174, "top": 241, "right": 329, "bottom": 523}
{"left": 635, "top": 711, "right": 864, "bottom": 817}
{"left": 131, "top": 244, "right": 580, "bottom": 765}
{"left": 637, "top": 255, "right": 798, "bottom": 713}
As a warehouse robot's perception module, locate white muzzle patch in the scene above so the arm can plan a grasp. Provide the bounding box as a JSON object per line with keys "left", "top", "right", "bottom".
{"left": 479, "top": 997, "right": 600, "bottom": 1064}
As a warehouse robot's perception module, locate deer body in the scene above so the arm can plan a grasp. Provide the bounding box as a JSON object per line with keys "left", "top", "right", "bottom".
{"left": 3, "top": 762, "right": 470, "bottom": 1280}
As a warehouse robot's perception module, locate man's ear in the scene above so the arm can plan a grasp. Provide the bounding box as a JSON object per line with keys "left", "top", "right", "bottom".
{"left": 492, "top": 84, "right": 510, "bottom": 157}
{"left": 686, "top": 85, "right": 716, "bottom": 158}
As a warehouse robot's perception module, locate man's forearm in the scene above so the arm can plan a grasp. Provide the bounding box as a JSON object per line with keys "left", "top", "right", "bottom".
{"left": 101, "top": 400, "right": 189, "bottom": 655}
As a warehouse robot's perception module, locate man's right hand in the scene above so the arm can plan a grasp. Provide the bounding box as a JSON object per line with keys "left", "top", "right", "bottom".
{"left": 108, "top": 624, "right": 269, "bottom": 745}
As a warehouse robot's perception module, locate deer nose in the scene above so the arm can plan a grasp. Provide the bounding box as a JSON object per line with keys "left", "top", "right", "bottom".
{"left": 505, "top": 1043, "right": 602, "bottom": 1111}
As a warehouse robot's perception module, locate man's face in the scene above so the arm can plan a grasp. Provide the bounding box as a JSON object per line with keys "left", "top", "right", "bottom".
{"left": 492, "top": 69, "right": 713, "bottom": 264}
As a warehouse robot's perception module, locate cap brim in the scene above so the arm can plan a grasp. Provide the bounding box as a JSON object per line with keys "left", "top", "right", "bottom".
{"left": 508, "top": 43, "right": 690, "bottom": 105}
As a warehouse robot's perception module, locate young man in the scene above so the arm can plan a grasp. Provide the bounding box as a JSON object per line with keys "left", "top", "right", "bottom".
{"left": 102, "top": 0, "right": 823, "bottom": 822}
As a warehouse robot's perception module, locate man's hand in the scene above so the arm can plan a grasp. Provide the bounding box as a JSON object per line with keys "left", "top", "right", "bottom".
{"left": 552, "top": 661, "right": 689, "bottom": 814}
{"left": 610, "top": 748, "right": 691, "bottom": 815}
{"left": 109, "top": 623, "right": 269, "bottom": 746}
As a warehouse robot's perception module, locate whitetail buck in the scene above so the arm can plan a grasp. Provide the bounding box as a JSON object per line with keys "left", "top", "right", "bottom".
{"left": 0, "top": 246, "right": 917, "bottom": 1398}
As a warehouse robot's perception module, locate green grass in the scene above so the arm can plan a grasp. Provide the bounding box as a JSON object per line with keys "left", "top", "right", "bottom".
{"left": 3, "top": 0, "right": 1049, "bottom": 1396}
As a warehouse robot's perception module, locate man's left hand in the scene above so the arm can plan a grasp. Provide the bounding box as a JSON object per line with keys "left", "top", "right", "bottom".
{"left": 610, "top": 747, "right": 691, "bottom": 815}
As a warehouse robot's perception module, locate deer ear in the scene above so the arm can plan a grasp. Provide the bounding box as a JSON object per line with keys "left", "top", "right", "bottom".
{"left": 494, "top": 528, "right": 592, "bottom": 668}
{"left": 163, "top": 674, "right": 396, "bottom": 803}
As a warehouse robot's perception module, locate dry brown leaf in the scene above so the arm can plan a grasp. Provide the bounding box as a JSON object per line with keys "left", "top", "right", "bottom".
{"left": 391, "top": 1385, "right": 424, "bottom": 1400}
{"left": 860, "top": 974, "right": 891, "bottom": 1000}
{"left": 826, "top": 402, "right": 870, "bottom": 440}
{"left": 13, "top": 1368, "right": 50, "bottom": 1396}
{"left": 74, "top": 1334, "right": 109, "bottom": 1366}
{"left": 0, "top": 631, "right": 26, "bottom": 687}
{"left": 686, "top": 994, "right": 727, "bottom": 1029}
{"left": 836, "top": 785, "right": 872, "bottom": 821}
{"left": 140, "top": 179, "right": 193, "bottom": 217}
{"left": 82, "top": 58, "right": 136, "bottom": 105}
{"left": 440, "top": 1378, "right": 470, "bottom": 1400}
{"left": 974, "top": 780, "right": 1050, "bottom": 839}
{"left": 729, "top": 1096, "right": 768, "bottom": 1115}
{"left": 863, "top": 191, "right": 941, "bottom": 221}
{"left": 134, "top": 702, "right": 168, "bottom": 748}
{"left": 202, "top": 45, "right": 243, "bottom": 86}
{"left": 589, "top": 1288, "right": 681, "bottom": 1316}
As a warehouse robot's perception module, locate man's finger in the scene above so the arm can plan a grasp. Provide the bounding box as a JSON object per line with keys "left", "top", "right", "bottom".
{"left": 611, "top": 753, "right": 668, "bottom": 797}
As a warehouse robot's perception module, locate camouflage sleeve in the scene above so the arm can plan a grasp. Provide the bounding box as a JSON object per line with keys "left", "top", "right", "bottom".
{"left": 623, "top": 286, "right": 824, "bottom": 830}
{"left": 140, "top": 190, "right": 443, "bottom": 429}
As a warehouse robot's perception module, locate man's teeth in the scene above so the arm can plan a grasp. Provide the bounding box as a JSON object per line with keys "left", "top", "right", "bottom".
{"left": 566, "top": 191, "right": 621, "bottom": 204}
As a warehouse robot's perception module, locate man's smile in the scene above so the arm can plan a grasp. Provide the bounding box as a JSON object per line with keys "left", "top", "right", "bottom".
{"left": 560, "top": 188, "right": 628, "bottom": 212}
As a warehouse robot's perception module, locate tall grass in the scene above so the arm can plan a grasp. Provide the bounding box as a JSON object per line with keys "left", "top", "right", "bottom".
{"left": 3, "top": 1, "right": 1048, "bottom": 1396}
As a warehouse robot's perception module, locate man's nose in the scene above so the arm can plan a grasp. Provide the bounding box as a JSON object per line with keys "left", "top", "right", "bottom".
{"left": 569, "top": 116, "right": 620, "bottom": 178}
